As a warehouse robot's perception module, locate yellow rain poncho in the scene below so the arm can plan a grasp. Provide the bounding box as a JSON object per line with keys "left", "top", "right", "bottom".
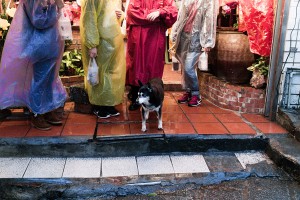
{"left": 80, "top": 0, "right": 125, "bottom": 106}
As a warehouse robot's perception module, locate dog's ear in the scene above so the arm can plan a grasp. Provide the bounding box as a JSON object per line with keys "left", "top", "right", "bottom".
{"left": 147, "top": 83, "right": 152, "bottom": 92}
{"left": 138, "top": 80, "right": 143, "bottom": 87}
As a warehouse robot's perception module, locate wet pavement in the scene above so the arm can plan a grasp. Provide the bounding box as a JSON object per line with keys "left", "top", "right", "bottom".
{"left": 1, "top": 147, "right": 300, "bottom": 199}
{"left": 116, "top": 177, "right": 300, "bottom": 200}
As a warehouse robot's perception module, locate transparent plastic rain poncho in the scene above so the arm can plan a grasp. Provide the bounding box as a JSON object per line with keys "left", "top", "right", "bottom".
{"left": 171, "top": 0, "right": 218, "bottom": 91}
{"left": 80, "top": 0, "right": 125, "bottom": 106}
{"left": 0, "top": 0, "right": 67, "bottom": 114}
{"left": 171, "top": 0, "right": 218, "bottom": 55}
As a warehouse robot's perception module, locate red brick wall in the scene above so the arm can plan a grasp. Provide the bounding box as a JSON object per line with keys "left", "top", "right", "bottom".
{"left": 61, "top": 75, "right": 84, "bottom": 101}
{"left": 199, "top": 72, "right": 266, "bottom": 114}
{"left": 67, "top": 27, "right": 81, "bottom": 50}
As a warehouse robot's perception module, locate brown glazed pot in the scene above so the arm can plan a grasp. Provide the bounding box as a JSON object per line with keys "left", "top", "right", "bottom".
{"left": 212, "top": 30, "right": 255, "bottom": 84}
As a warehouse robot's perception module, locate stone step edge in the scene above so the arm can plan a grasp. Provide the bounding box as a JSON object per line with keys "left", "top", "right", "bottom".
{"left": 266, "top": 137, "right": 300, "bottom": 182}
{"left": 0, "top": 136, "right": 268, "bottom": 157}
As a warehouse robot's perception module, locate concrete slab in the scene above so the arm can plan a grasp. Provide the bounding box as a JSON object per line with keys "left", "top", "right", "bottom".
{"left": 170, "top": 155, "right": 210, "bottom": 173}
{"left": 137, "top": 155, "right": 174, "bottom": 175}
{"left": 24, "top": 158, "right": 66, "bottom": 178}
{"left": 63, "top": 158, "right": 101, "bottom": 178}
{"left": 0, "top": 158, "right": 31, "bottom": 178}
{"left": 235, "top": 152, "right": 271, "bottom": 169}
{"left": 102, "top": 157, "right": 138, "bottom": 177}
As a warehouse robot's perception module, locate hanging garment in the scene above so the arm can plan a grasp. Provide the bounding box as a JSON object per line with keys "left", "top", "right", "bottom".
{"left": 80, "top": 0, "right": 126, "bottom": 106}
{"left": 0, "top": 0, "right": 67, "bottom": 114}
{"left": 241, "top": 0, "right": 274, "bottom": 56}
{"left": 125, "top": 0, "right": 178, "bottom": 86}
{"left": 219, "top": 0, "right": 275, "bottom": 56}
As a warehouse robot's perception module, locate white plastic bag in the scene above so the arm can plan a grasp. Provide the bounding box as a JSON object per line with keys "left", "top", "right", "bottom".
{"left": 198, "top": 52, "right": 208, "bottom": 71}
{"left": 87, "top": 58, "right": 99, "bottom": 86}
{"left": 58, "top": 9, "right": 73, "bottom": 40}
{"left": 121, "top": 19, "right": 126, "bottom": 36}
{"left": 6, "top": 0, "right": 16, "bottom": 18}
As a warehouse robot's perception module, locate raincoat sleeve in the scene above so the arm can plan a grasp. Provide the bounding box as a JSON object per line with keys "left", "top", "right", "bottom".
{"left": 126, "top": 0, "right": 154, "bottom": 26}
{"left": 127, "top": 0, "right": 177, "bottom": 27}
{"left": 170, "top": 0, "right": 186, "bottom": 43}
{"left": 80, "top": 0, "right": 100, "bottom": 49}
{"left": 200, "top": 0, "right": 218, "bottom": 48}
{"left": 158, "top": 0, "right": 178, "bottom": 28}
{"left": 23, "top": 0, "right": 58, "bottom": 30}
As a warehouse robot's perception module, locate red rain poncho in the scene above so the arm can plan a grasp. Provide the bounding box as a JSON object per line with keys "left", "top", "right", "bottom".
{"left": 126, "top": 0, "right": 178, "bottom": 86}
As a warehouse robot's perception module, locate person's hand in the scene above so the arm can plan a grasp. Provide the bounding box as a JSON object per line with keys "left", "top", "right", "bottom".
{"left": 171, "top": 34, "right": 177, "bottom": 43}
{"left": 89, "top": 48, "right": 97, "bottom": 58}
{"left": 202, "top": 47, "right": 211, "bottom": 52}
{"left": 115, "top": 9, "right": 123, "bottom": 19}
{"left": 147, "top": 11, "right": 160, "bottom": 21}
{"left": 54, "top": 0, "right": 64, "bottom": 8}
{"left": 48, "top": 0, "right": 55, "bottom": 4}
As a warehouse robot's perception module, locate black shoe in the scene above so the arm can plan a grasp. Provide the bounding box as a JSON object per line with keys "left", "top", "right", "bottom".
{"left": 96, "top": 110, "right": 111, "bottom": 119}
{"left": 128, "top": 102, "right": 141, "bottom": 111}
{"left": 0, "top": 109, "right": 12, "bottom": 120}
{"left": 107, "top": 106, "right": 120, "bottom": 117}
{"left": 93, "top": 106, "right": 111, "bottom": 119}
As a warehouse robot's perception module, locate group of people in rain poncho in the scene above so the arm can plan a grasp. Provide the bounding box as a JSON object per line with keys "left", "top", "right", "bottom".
{"left": 0, "top": 0, "right": 217, "bottom": 131}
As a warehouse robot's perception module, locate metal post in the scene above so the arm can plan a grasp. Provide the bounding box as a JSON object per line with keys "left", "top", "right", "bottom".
{"left": 265, "top": 0, "right": 291, "bottom": 120}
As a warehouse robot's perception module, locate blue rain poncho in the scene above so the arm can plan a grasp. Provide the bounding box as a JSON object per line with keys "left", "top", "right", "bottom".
{"left": 80, "top": 0, "right": 126, "bottom": 106}
{"left": 0, "top": 0, "right": 67, "bottom": 114}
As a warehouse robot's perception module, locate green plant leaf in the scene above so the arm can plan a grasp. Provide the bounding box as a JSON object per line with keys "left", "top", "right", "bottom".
{"left": 59, "top": 49, "right": 83, "bottom": 76}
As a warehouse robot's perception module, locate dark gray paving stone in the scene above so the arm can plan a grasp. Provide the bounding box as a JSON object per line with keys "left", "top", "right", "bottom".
{"left": 245, "top": 161, "right": 291, "bottom": 179}
{"left": 203, "top": 153, "right": 244, "bottom": 173}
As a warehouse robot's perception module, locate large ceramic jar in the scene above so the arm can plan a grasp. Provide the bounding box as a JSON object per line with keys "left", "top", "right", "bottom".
{"left": 212, "top": 30, "right": 255, "bottom": 84}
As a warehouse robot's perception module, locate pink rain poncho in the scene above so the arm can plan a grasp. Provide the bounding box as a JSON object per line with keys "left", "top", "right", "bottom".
{"left": 0, "top": 0, "right": 67, "bottom": 114}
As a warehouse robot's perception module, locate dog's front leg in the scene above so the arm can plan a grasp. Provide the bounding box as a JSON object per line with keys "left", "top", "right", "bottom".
{"left": 157, "top": 107, "right": 163, "bottom": 130}
{"left": 141, "top": 108, "right": 147, "bottom": 132}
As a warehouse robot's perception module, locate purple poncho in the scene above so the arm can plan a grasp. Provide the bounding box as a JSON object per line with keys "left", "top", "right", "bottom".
{"left": 0, "top": 0, "right": 67, "bottom": 114}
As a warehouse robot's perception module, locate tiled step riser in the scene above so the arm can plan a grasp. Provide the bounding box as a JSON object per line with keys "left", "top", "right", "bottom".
{"left": 0, "top": 137, "right": 268, "bottom": 157}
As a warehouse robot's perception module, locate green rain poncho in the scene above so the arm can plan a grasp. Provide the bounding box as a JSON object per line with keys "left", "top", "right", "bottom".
{"left": 80, "top": 0, "right": 125, "bottom": 106}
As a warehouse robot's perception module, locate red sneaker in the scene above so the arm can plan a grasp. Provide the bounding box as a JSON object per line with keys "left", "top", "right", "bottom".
{"left": 178, "top": 92, "right": 191, "bottom": 104}
{"left": 188, "top": 95, "right": 202, "bottom": 107}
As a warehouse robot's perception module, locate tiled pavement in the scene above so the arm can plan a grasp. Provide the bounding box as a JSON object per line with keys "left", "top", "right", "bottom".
{"left": 0, "top": 93, "right": 288, "bottom": 138}
{"left": 0, "top": 64, "right": 288, "bottom": 138}
{"left": 0, "top": 152, "right": 273, "bottom": 178}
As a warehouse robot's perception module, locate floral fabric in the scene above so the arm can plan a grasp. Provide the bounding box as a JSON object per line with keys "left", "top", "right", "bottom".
{"left": 219, "top": 0, "right": 275, "bottom": 56}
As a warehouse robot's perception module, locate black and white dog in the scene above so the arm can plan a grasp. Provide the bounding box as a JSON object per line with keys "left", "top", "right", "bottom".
{"left": 137, "top": 78, "right": 164, "bottom": 132}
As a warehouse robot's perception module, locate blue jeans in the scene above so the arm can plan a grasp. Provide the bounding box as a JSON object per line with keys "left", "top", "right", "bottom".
{"left": 176, "top": 32, "right": 201, "bottom": 97}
